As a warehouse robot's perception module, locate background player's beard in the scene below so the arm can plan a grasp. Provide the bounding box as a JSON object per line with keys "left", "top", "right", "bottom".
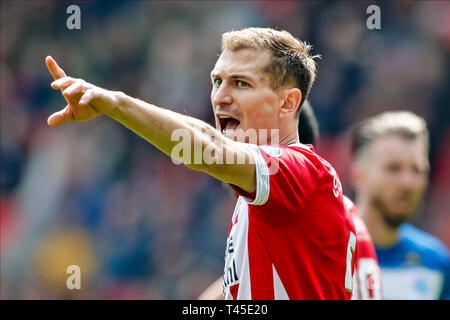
{"left": 371, "top": 194, "right": 413, "bottom": 229}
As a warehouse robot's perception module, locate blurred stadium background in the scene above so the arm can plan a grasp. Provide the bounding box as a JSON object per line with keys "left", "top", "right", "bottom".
{"left": 1, "top": 0, "right": 449, "bottom": 299}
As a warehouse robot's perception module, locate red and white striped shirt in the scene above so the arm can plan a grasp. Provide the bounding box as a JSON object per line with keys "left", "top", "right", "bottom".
{"left": 344, "top": 196, "right": 383, "bottom": 300}
{"left": 223, "top": 143, "right": 357, "bottom": 300}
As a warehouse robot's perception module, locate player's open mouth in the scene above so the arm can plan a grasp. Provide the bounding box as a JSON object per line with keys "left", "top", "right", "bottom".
{"left": 217, "top": 114, "right": 241, "bottom": 134}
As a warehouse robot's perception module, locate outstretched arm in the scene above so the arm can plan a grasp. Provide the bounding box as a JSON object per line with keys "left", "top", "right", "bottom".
{"left": 45, "top": 56, "right": 256, "bottom": 193}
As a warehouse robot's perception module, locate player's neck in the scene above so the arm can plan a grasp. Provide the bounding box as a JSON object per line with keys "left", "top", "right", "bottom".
{"left": 357, "top": 199, "right": 399, "bottom": 248}
{"left": 276, "top": 128, "right": 299, "bottom": 146}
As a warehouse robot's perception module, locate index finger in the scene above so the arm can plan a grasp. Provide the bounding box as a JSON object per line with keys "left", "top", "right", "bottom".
{"left": 45, "top": 56, "right": 67, "bottom": 81}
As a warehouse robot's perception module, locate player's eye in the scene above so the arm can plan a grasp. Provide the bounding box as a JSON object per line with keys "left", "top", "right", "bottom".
{"left": 213, "top": 78, "right": 222, "bottom": 88}
{"left": 385, "top": 163, "right": 402, "bottom": 174}
{"left": 413, "top": 164, "right": 427, "bottom": 177}
{"left": 236, "top": 80, "right": 249, "bottom": 88}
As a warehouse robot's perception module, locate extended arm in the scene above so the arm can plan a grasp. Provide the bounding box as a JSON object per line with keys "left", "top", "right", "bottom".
{"left": 45, "top": 56, "right": 256, "bottom": 192}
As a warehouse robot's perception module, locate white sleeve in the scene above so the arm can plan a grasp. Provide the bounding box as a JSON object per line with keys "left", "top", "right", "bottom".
{"left": 240, "top": 143, "right": 270, "bottom": 206}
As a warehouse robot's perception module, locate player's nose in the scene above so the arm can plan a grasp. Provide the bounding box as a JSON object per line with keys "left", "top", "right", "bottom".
{"left": 211, "top": 82, "right": 233, "bottom": 107}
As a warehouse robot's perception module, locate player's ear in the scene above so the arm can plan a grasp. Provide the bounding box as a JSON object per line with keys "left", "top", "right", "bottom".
{"left": 279, "top": 88, "right": 302, "bottom": 119}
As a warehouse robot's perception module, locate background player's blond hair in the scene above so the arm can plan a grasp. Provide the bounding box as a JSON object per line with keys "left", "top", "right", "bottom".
{"left": 351, "top": 111, "right": 430, "bottom": 159}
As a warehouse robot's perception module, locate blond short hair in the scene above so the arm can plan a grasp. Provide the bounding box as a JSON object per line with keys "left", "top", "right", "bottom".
{"left": 351, "top": 111, "right": 429, "bottom": 157}
{"left": 221, "top": 27, "right": 319, "bottom": 108}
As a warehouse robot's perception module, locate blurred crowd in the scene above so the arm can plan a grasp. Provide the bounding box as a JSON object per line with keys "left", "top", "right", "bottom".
{"left": 1, "top": 0, "right": 449, "bottom": 299}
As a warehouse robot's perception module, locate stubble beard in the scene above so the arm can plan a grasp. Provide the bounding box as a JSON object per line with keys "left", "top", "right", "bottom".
{"left": 371, "top": 194, "right": 413, "bottom": 229}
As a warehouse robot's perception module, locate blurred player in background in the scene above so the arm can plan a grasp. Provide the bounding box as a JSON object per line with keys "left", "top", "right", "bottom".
{"left": 46, "top": 27, "right": 357, "bottom": 300}
{"left": 296, "top": 100, "right": 319, "bottom": 146}
{"left": 344, "top": 197, "right": 382, "bottom": 300}
{"left": 350, "top": 111, "right": 450, "bottom": 299}
{"left": 199, "top": 100, "right": 382, "bottom": 300}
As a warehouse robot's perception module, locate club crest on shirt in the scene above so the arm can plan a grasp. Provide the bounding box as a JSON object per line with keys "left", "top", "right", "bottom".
{"left": 260, "top": 145, "right": 283, "bottom": 157}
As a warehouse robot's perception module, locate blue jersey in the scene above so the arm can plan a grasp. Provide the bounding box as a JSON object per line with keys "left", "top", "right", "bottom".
{"left": 376, "top": 223, "right": 450, "bottom": 300}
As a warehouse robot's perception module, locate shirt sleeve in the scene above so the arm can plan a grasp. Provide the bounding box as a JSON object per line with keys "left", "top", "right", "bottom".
{"left": 229, "top": 144, "right": 322, "bottom": 211}
{"left": 228, "top": 143, "right": 270, "bottom": 205}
